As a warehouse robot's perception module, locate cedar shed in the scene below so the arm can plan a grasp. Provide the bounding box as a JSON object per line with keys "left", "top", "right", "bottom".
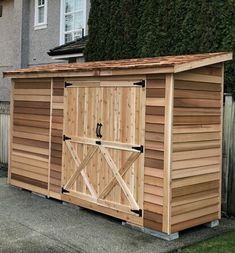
{"left": 4, "top": 52, "right": 232, "bottom": 240}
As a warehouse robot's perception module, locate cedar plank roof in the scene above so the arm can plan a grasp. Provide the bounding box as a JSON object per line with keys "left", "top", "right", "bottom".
{"left": 4, "top": 52, "right": 232, "bottom": 78}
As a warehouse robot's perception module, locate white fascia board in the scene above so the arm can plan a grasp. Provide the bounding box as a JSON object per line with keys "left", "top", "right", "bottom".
{"left": 51, "top": 53, "right": 84, "bottom": 60}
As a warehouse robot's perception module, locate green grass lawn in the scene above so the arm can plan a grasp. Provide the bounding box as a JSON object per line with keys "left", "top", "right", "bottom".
{"left": 175, "top": 231, "right": 235, "bottom": 253}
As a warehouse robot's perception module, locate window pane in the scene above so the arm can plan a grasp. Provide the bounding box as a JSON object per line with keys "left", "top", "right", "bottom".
{"left": 65, "top": 0, "right": 73, "bottom": 13}
{"left": 38, "top": 0, "right": 44, "bottom": 6}
{"left": 74, "top": 0, "right": 82, "bottom": 11}
{"left": 63, "top": 0, "right": 85, "bottom": 43}
{"left": 65, "top": 14, "right": 73, "bottom": 32}
{"left": 38, "top": 6, "right": 44, "bottom": 23}
{"left": 74, "top": 12, "right": 83, "bottom": 30}
{"left": 65, "top": 33, "right": 73, "bottom": 43}
{"left": 74, "top": 30, "right": 83, "bottom": 39}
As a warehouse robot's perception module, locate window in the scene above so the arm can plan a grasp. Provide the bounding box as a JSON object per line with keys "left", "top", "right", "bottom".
{"left": 0, "top": 6, "right": 3, "bottom": 18}
{"left": 34, "top": 0, "right": 48, "bottom": 30}
{"left": 60, "top": 0, "right": 87, "bottom": 44}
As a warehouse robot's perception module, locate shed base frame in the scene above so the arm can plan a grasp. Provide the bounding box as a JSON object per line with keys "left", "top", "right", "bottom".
{"left": 61, "top": 194, "right": 143, "bottom": 226}
{"left": 122, "top": 222, "right": 179, "bottom": 241}
{"left": 204, "top": 220, "right": 219, "bottom": 228}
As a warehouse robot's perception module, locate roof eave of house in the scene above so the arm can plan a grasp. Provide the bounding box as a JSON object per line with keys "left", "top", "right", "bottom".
{"left": 48, "top": 36, "right": 88, "bottom": 57}
{"left": 48, "top": 48, "right": 85, "bottom": 57}
{"left": 51, "top": 53, "right": 84, "bottom": 60}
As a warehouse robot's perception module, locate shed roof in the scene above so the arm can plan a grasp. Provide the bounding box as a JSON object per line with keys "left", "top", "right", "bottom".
{"left": 4, "top": 52, "right": 232, "bottom": 78}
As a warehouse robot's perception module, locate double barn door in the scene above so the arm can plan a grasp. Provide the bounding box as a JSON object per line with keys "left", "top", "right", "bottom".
{"left": 62, "top": 79, "right": 145, "bottom": 217}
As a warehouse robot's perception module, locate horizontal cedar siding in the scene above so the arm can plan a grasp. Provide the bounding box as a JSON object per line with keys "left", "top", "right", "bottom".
{"left": 144, "top": 77, "right": 166, "bottom": 232}
{"left": 11, "top": 79, "right": 51, "bottom": 192}
{"left": 171, "top": 64, "right": 222, "bottom": 233}
{"left": 11, "top": 173, "right": 48, "bottom": 189}
{"left": 49, "top": 78, "right": 64, "bottom": 194}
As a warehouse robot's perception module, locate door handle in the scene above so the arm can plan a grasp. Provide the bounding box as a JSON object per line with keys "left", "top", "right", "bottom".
{"left": 96, "top": 123, "right": 103, "bottom": 138}
{"left": 96, "top": 123, "right": 100, "bottom": 138}
{"left": 98, "top": 123, "right": 103, "bottom": 138}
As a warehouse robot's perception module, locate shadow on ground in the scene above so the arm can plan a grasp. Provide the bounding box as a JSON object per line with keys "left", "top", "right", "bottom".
{"left": 0, "top": 166, "right": 7, "bottom": 178}
{"left": 0, "top": 171, "right": 234, "bottom": 253}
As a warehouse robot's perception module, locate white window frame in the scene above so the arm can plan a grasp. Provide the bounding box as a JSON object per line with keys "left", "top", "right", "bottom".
{"left": 60, "top": 0, "right": 87, "bottom": 45}
{"left": 34, "top": 0, "right": 48, "bottom": 30}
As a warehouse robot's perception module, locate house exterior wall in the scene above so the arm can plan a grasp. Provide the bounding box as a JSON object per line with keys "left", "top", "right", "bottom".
{"left": 0, "top": 0, "right": 24, "bottom": 101}
{"left": 0, "top": 0, "right": 90, "bottom": 101}
{"left": 27, "top": 0, "right": 62, "bottom": 67}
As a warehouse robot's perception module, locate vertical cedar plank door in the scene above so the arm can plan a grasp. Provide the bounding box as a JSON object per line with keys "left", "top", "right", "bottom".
{"left": 62, "top": 80, "right": 145, "bottom": 223}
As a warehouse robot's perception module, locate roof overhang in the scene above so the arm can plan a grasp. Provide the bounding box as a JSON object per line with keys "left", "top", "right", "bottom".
{"left": 51, "top": 53, "right": 84, "bottom": 60}
{"left": 174, "top": 52, "right": 233, "bottom": 73}
{"left": 48, "top": 36, "right": 88, "bottom": 57}
{"left": 4, "top": 66, "right": 175, "bottom": 79}
{"left": 3, "top": 52, "right": 233, "bottom": 79}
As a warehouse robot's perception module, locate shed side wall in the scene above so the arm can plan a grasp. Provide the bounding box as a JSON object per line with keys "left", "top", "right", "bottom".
{"left": 10, "top": 79, "right": 52, "bottom": 195}
{"left": 171, "top": 64, "right": 223, "bottom": 233}
{"left": 144, "top": 75, "right": 166, "bottom": 232}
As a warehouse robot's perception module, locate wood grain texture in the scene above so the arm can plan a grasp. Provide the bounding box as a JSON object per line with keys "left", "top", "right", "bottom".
{"left": 144, "top": 77, "right": 167, "bottom": 233}
{"left": 4, "top": 52, "right": 232, "bottom": 79}
{"left": 162, "top": 74, "right": 174, "bottom": 234}
{"left": 8, "top": 59, "right": 227, "bottom": 235}
{"left": 49, "top": 78, "right": 64, "bottom": 194}
{"left": 62, "top": 78, "right": 145, "bottom": 225}
{"left": 171, "top": 65, "right": 223, "bottom": 232}
{"left": 10, "top": 79, "right": 51, "bottom": 194}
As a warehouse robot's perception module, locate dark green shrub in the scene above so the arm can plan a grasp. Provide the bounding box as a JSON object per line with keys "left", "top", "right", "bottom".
{"left": 85, "top": 0, "right": 235, "bottom": 91}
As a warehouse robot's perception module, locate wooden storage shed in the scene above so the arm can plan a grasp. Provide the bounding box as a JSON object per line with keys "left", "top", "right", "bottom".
{"left": 4, "top": 52, "right": 232, "bottom": 239}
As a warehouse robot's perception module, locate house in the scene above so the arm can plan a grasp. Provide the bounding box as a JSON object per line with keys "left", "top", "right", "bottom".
{"left": 0, "top": 0, "right": 90, "bottom": 102}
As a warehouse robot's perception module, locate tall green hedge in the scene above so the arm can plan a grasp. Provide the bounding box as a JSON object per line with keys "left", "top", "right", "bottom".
{"left": 84, "top": 0, "right": 235, "bottom": 91}
{"left": 85, "top": 0, "right": 141, "bottom": 60}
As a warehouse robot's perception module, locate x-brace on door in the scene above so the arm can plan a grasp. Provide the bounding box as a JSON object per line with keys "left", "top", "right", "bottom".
{"left": 62, "top": 79, "right": 145, "bottom": 217}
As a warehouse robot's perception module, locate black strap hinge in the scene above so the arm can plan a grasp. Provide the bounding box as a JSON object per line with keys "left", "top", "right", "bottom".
{"left": 63, "top": 135, "right": 71, "bottom": 141}
{"left": 133, "top": 80, "right": 145, "bottom": 88}
{"left": 132, "top": 145, "right": 144, "bottom": 153}
{"left": 131, "top": 209, "right": 142, "bottom": 217}
{"left": 62, "top": 187, "right": 70, "bottom": 193}
{"left": 96, "top": 141, "right": 102, "bottom": 145}
{"left": 65, "top": 82, "right": 73, "bottom": 88}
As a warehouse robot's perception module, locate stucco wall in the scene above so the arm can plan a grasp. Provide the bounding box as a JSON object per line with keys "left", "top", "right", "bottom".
{"left": 27, "top": 0, "right": 63, "bottom": 67}
{"left": 0, "top": 1, "right": 14, "bottom": 67}
{"left": 0, "top": 0, "right": 23, "bottom": 101}
{"left": 0, "top": 0, "right": 63, "bottom": 101}
{"left": 0, "top": 0, "right": 33, "bottom": 101}
{"left": 27, "top": 0, "right": 90, "bottom": 67}
{"left": 0, "top": 0, "right": 90, "bottom": 101}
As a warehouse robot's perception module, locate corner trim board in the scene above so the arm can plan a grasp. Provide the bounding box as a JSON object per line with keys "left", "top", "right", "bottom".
{"left": 163, "top": 74, "right": 174, "bottom": 234}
